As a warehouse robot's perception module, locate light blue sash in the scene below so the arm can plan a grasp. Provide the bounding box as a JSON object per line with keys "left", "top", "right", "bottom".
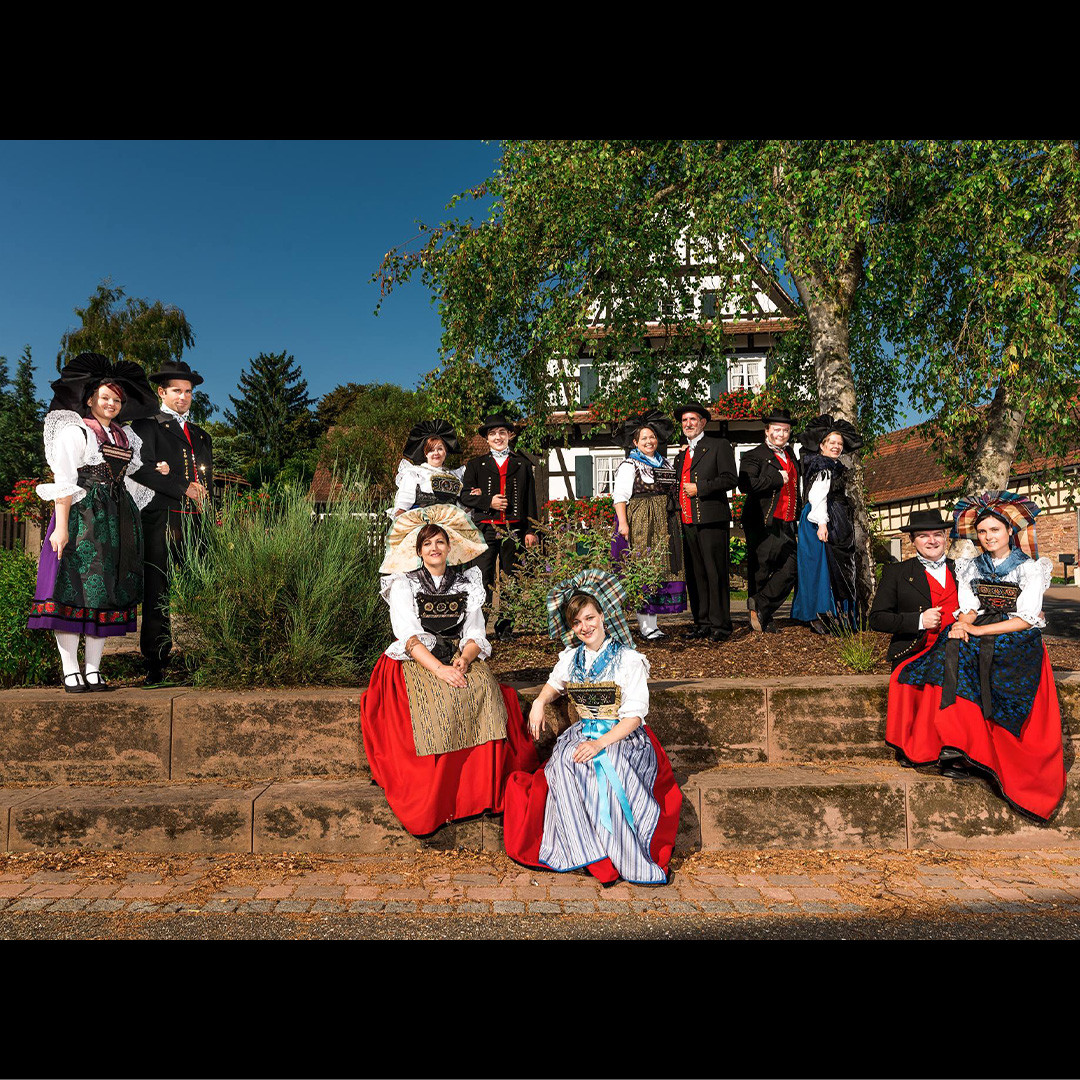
{"left": 578, "top": 713, "right": 637, "bottom": 836}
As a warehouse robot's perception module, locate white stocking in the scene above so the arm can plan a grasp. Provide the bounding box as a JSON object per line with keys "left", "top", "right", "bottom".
{"left": 54, "top": 631, "right": 82, "bottom": 677}
{"left": 637, "top": 613, "right": 658, "bottom": 635}
{"left": 83, "top": 636, "right": 106, "bottom": 676}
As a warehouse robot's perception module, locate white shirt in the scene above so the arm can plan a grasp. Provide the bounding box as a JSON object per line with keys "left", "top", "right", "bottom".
{"left": 381, "top": 566, "right": 491, "bottom": 660}
{"left": 546, "top": 643, "right": 651, "bottom": 722}
{"left": 389, "top": 461, "right": 469, "bottom": 518}
{"left": 955, "top": 555, "right": 1052, "bottom": 628}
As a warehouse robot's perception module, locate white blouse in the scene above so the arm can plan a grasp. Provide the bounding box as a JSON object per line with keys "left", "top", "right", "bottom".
{"left": 389, "top": 461, "right": 469, "bottom": 518}
{"left": 546, "top": 643, "right": 651, "bottom": 722}
{"left": 955, "top": 555, "right": 1052, "bottom": 628}
{"left": 35, "top": 410, "right": 154, "bottom": 511}
{"left": 806, "top": 471, "right": 831, "bottom": 526}
{"left": 612, "top": 457, "right": 673, "bottom": 505}
{"left": 380, "top": 565, "right": 491, "bottom": 661}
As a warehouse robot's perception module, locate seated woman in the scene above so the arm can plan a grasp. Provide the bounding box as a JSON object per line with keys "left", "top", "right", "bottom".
{"left": 790, "top": 414, "right": 864, "bottom": 633}
{"left": 360, "top": 504, "right": 538, "bottom": 836}
{"left": 27, "top": 352, "right": 157, "bottom": 692}
{"left": 389, "top": 419, "right": 505, "bottom": 520}
{"left": 502, "top": 569, "right": 682, "bottom": 885}
{"left": 885, "top": 491, "right": 1066, "bottom": 822}
{"left": 611, "top": 411, "right": 686, "bottom": 640}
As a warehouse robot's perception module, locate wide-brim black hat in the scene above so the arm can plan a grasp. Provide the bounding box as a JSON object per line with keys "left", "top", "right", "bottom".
{"left": 899, "top": 509, "right": 952, "bottom": 533}
{"left": 760, "top": 407, "right": 794, "bottom": 426}
{"left": 147, "top": 359, "right": 204, "bottom": 387}
{"left": 619, "top": 410, "right": 673, "bottom": 450}
{"left": 403, "top": 420, "right": 461, "bottom": 465}
{"left": 673, "top": 401, "right": 712, "bottom": 422}
{"left": 48, "top": 352, "right": 159, "bottom": 420}
{"left": 478, "top": 413, "right": 519, "bottom": 437}
{"left": 798, "top": 414, "right": 863, "bottom": 453}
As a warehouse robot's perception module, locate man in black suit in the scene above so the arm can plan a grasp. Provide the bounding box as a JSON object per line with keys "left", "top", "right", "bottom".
{"left": 739, "top": 407, "right": 801, "bottom": 634}
{"left": 128, "top": 360, "right": 213, "bottom": 684}
{"left": 672, "top": 401, "right": 739, "bottom": 642}
{"left": 460, "top": 413, "right": 537, "bottom": 640}
{"left": 868, "top": 510, "right": 956, "bottom": 669}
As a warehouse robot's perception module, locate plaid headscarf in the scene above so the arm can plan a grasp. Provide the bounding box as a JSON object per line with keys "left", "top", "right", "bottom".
{"left": 545, "top": 568, "right": 635, "bottom": 650}
{"left": 952, "top": 490, "right": 1041, "bottom": 559}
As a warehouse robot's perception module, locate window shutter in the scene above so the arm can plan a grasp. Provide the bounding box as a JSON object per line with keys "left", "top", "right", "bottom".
{"left": 575, "top": 455, "right": 594, "bottom": 498}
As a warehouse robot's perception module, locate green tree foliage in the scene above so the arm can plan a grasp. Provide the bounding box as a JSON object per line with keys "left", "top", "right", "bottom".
{"left": 0, "top": 345, "right": 47, "bottom": 499}
{"left": 318, "top": 383, "right": 433, "bottom": 506}
{"left": 224, "top": 351, "right": 315, "bottom": 486}
{"left": 419, "top": 358, "right": 518, "bottom": 445}
{"left": 57, "top": 280, "right": 215, "bottom": 423}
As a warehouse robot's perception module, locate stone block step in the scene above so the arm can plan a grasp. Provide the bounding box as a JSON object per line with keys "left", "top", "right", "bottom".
{"left": 4, "top": 673, "right": 1077, "bottom": 785}
{"left": 683, "top": 762, "right": 1080, "bottom": 851}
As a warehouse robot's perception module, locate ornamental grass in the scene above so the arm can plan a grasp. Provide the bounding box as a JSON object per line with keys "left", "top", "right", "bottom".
{"left": 0, "top": 547, "right": 61, "bottom": 687}
{"left": 169, "top": 473, "right": 388, "bottom": 687}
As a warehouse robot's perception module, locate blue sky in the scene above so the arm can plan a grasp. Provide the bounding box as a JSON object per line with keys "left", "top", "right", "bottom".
{"left": 0, "top": 139, "right": 502, "bottom": 417}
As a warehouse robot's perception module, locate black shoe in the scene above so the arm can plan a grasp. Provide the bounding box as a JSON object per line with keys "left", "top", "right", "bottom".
{"left": 63, "top": 672, "right": 89, "bottom": 694}
{"left": 709, "top": 628, "right": 732, "bottom": 643}
{"left": 683, "top": 625, "right": 706, "bottom": 640}
{"left": 939, "top": 765, "right": 980, "bottom": 782}
{"left": 808, "top": 619, "right": 828, "bottom": 636}
{"left": 761, "top": 619, "right": 779, "bottom": 635}
{"left": 84, "top": 671, "right": 112, "bottom": 692}
{"left": 145, "top": 667, "right": 166, "bottom": 686}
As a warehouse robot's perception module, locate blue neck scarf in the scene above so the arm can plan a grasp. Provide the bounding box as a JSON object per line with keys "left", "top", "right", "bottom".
{"left": 628, "top": 448, "right": 665, "bottom": 469}
{"left": 569, "top": 636, "right": 622, "bottom": 683}
{"left": 974, "top": 546, "right": 1029, "bottom": 580}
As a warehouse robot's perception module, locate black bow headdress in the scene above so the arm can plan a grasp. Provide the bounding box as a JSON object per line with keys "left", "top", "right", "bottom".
{"left": 403, "top": 420, "right": 462, "bottom": 465}
{"left": 618, "top": 410, "right": 673, "bottom": 452}
{"left": 798, "top": 414, "right": 864, "bottom": 453}
{"left": 48, "top": 352, "right": 159, "bottom": 420}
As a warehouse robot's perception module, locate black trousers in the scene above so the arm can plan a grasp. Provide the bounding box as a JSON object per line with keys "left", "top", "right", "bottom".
{"left": 470, "top": 523, "right": 524, "bottom": 626}
{"left": 748, "top": 519, "right": 798, "bottom": 624}
{"left": 140, "top": 508, "right": 203, "bottom": 669}
{"left": 682, "top": 521, "right": 731, "bottom": 632}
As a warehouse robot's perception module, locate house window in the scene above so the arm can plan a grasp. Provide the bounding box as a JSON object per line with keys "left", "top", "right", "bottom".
{"left": 593, "top": 454, "right": 625, "bottom": 496}
{"left": 579, "top": 361, "right": 598, "bottom": 404}
{"left": 727, "top": 356, "right": 765, "bottom": 393}
{"left": 700, "top": 290, "right": 718, "bottom": 320}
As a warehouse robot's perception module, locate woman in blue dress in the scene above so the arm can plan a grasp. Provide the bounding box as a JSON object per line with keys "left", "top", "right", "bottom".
{"left": 501, "top": 569, "right": 682, "bottom": 885}
{"left": 790, "top": 414, "right": 864, "bottom": 633}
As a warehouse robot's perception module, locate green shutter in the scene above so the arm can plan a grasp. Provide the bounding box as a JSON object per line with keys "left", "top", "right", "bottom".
{"left": 575, "top": 455, "right": 594, "bottom": 498}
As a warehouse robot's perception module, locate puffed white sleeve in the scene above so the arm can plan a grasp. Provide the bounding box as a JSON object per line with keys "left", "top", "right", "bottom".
{"left": 616, "top": 648, "right": 651, "bottom": 722}
{"left": 388, "top": 466, "right": 418, "bottom": 519}
{"left": 546, "top": 646, "right": 577, "bottom": 694}
{"left": 36, "top": 414, "right": 90, "bottom": 505}
{"left": 123, "top": 427, "right": 156, "bottom": 511}
{"left": 459, "top": 566, "right": 491, "bottom": 660}
{"left": 1011, "top": 557, "right": 1052, "bottom": 627}
{"left": 383, "top": 574, "right": 437, "bottom": 660}
{"left": 955, "top": 558, "right": 981, "bottom": 615}
{"left": 612, "top": 460, "right": 636, "bottom": 505}
{"left": 805, "top": 471, "right": 831, "bottom": 526}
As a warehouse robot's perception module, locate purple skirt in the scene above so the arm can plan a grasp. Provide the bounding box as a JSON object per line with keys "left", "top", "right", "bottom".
{"left": 26, "top": 510, "right": 139, "bottom": 638}
{"left": 611, "top": 532, "right": 688, "bottom": 615}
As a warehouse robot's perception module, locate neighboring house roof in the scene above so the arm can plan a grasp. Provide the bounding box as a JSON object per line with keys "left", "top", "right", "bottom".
{"left": 864, "top": 423, "right": 1080, "bottom": 505}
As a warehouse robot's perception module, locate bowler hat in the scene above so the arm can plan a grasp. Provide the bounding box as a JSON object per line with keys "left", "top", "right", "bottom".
{"left": 478, "top": 413, "right": 519, "bottom": 437}
{"left": 899, "top": 510, "right": 952, "bottom": 533}
{"left": 673, "top": 401, "right": 712, "bottom": 422}
{"left": 148, "top": 359, "right": 204, "bottom": 387}
{"left": 761, "top": 407, "right": 794, "bottom": 426}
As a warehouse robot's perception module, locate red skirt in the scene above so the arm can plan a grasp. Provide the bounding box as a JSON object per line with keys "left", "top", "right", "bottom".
{"left": 501, "top": 725, "right": 682, "bottom": 885}
{"left": 885, "top": 644, "right": 1066, "bottom": 821}
{"left": 360, "top": 654, "right": 539, "bottom": 837}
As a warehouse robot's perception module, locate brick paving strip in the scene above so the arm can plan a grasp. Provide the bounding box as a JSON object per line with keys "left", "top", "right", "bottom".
{"left": 3, "top": 848, "right": 1080, "bottom": 919}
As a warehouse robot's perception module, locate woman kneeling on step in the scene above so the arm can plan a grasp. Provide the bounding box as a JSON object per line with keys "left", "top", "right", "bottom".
{"left": 502, "top": 569, "right": 682, "bottom": 885}
{"left": 360, "top": 504, "right": 538, "bottom": 836}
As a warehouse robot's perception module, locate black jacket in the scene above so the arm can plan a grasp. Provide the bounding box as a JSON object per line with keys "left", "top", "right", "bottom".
{"left": 738, "top": 442, "right": 802, "bottom": 536}
{"left": 460, "top": 451, "right": 537, "bottom": 535}
{"left": 129, "top": 412, "right": 214, "bottom": 516}
{"left": 672, "top": 435, "right": 738, "bottom": 525}
{"left": 869, "top": 556, "right": 957, "bottom": 669}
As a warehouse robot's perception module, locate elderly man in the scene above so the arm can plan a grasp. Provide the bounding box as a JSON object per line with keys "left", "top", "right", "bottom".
{"left": 128, "top": 359, "right": 213, "bottom": 684}
{"left": 672, "top": 400, "right": 739, "bottom": 643}
{"left": 739, "top": 407, "right": 800, "bottom": 634}
{"left": 869, "top": 510, "right": 957, "bottom": 670}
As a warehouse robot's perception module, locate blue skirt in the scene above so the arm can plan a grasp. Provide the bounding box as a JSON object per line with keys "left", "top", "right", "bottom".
{"left": 790, "top": 505, "right": 839, "bottom": 622}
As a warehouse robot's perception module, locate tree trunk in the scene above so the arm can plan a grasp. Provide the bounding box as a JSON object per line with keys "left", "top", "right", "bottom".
{"left": 964, "top": 383, "right": 1028, "bottom": 492}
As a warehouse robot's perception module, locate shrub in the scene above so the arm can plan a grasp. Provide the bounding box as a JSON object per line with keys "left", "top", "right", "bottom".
{"left": 497, "top": 517, "right": 665, "bottom": 636}
{"left": 0, "top": 548, "right": 60, "bottom": 687}
{"left": 169, "top": 471, "right": 388, "bottom": 687}
{"left": 832, "top": 618, "right": 881, "bottom": 674}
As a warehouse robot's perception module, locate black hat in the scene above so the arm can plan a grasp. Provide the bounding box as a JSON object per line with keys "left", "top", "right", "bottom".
{"left": 619, "top": 410, "right": 673, "bottom": 450}
{"left": 673, "top": 400, "right": 712, "bottom": 422}
{"left": 48, "top": 352, "right": 159, "bottom": 420}
{"left": 899, "top": 509, "right": 952, "bottom": 533}
{"left": 478, "top": 413, "right": 519, "bottom": 437}
{"left": 403, "top": 420, "right": 461, "bottom": 465}
{"left": 147, "top": 359, "right": 204, "bottom": 387}
{"left": 798, "top": 414, "right": 863, "bottom": 453}
{"left": 761, "top": 407, "right": 794, "bottom": 426}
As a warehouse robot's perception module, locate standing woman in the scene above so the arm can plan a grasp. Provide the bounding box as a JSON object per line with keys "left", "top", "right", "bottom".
{"left": 790, "top": 414, "right": 864, "bottom": 633}
{"left": 360, "top": 504, "right": 538, "bottom": 835}
{"left": 27, "top": 353, "right": 157, "bottom": 691}
{"left": 388, "top": 419, "right": 502, "bottom": 520}
{"left": 502, "top": 569, "right": 682, "bottom": 885}
{"left": 886, "top": 492, "right": 1065, "bottom": 821}
{"left": 611, "top": 411, "right": 685, "bottom": 640}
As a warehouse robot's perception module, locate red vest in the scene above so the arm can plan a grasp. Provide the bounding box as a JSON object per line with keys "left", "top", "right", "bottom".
{"left": 771, "top": 448, "right": 798, "bottom": 522}
{"left": 480, "top": 457, "right": 515, "bottom": 525}
{"left": 925, "top": 566, "right": 958, "bottom": 648}
{"left": 679, "top": 449, "right": 695, "bottom": 524}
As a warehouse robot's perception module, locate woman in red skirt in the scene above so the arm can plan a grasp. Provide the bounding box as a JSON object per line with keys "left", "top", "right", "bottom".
{"left": 886, "top": 491, "right": 1066, "bottom": 821}
{"left": 360, "top": 504, "right": 537, "bottom": 836}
